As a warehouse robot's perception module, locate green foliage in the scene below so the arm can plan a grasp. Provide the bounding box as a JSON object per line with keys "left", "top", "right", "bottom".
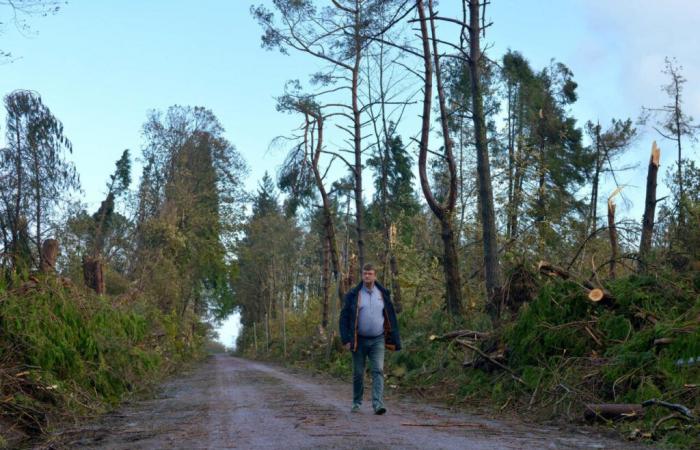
{"left": 0, "top": 90, "right": 79, "bottom": 271}
{"left": 506, "top": 281, "right": 593, "bottom": 366}
{"left": 0, "top": 277, "right": 203, "bottom": 445}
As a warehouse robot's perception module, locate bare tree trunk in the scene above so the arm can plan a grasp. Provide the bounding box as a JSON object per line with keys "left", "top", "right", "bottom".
{"left": 32, "top": 140, "right": 42, "bottom": 266}
{"left": 506, "top": 81, "right": 515, "bottom": 239}
{"left": 607, "top": 199, "right": 618, "bottom": 279}
{"left": 388, "top": 224, "right": 402, "bottom": 313}
{"left": 303, "top": 111, "right": 346, "bottom": 305}
{"left": 351, "top": 0, "right": 365, "bottom": 273}
{"left": 321, "top": 235, "right": 330, "bottom": 329}
{"left": 509, "top": 132, "right": 525, "bottom": 239}
{"left": 589, "top": 124, "right": 602, "bottom": 235}
{"left": 416, "top": 0, "right": 463, "bottom": 317}
{"left": 12, "top": 117, "right": 22, "bottom": 263}
{"left": 265, "top": 312, "right": 270, "bottom": 353}
{"left": 639, "top": 141, "right": 661, "bottom": 272}
{"left": 467, "top": 0, "right": 502, "bottom": 319}
{"left": 674, "top": 89, "right": 684, "bottom": 228}
{"left": 253, "top": 322, "right": 258, "bottom": 354}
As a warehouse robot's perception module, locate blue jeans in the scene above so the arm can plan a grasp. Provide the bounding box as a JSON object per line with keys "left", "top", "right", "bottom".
{"left": 352, "top": 335, "right": 385, "bottom": 410}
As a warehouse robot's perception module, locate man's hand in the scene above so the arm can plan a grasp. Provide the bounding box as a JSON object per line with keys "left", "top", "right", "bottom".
{"left": 344, "top": 343, "right": 351, "bottom": 351}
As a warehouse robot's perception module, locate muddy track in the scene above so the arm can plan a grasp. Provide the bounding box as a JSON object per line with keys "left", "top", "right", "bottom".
{"left": 41, "top": 354, "right": 645, "bottom": 449}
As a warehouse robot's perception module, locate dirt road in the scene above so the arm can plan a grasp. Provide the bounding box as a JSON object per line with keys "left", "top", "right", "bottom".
{"left": 45, "top": 354, "right": 641, "bottom": 449}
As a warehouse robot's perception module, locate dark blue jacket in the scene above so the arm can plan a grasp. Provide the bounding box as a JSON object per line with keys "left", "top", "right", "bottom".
{"left": 339, "top": 281, "right": 401, "bottom": 352}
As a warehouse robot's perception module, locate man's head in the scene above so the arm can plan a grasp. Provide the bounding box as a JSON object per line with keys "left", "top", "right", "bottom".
{"left": 362, "top": 263, "right": 376, "bottom": 288}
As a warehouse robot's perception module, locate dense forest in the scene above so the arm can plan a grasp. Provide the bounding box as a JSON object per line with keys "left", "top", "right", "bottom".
{"left": 1, "top": 0, "right": 698, "bottom": 448}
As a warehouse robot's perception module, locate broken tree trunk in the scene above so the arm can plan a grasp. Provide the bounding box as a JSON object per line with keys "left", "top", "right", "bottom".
{"left": 639, "top": 141, "right": 661, "bottom": 272}
{"left": 39, "top": 239, "right": 59, "bottom": 274}
{"left": 82, "top": 255, "right": 105, "bottom": 295}
{"left": 538, "top": 261, "right": 615, "bottom": 305}
{"left": 607, "top": 199, "right": 618, "bottom": 279}
{"left": 584, "top": 403, "right": 645, "bottom": 421}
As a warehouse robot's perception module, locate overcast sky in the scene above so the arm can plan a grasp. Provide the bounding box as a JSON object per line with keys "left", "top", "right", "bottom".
{"left": 1, "top": 0, "right": 697, "bottom": 347}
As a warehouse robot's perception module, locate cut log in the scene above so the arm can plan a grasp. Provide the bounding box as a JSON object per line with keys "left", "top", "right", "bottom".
{"left": 588, "top": 288, "right": 614, "bottom": 304}
{"left": 584, "top": 403, "right": 644, "bottom": 421}
{"left": 539, "top": 261, "right": 615, "bottom": 305}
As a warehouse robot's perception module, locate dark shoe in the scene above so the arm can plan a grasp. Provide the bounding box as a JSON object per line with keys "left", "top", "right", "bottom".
{"left": 351, "top": 404, "right": 360, "bottom": 413}
{"left": 374, "top": 406, "right": 386, "bottom": 415}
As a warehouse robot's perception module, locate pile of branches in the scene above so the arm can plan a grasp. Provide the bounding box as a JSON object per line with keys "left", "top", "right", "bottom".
{"left": 0, "top": 344, "right": 57, "bottom": 446}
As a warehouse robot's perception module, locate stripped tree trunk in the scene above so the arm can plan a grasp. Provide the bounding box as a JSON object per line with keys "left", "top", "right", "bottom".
{"left": 607, "top": 199, "right": 618, "bottom": 279}
{"left": 639, "top": 141, "right": 661, "bottom": 272}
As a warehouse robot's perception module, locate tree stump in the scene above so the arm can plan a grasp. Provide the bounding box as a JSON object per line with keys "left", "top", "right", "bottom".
{"left": 83, "top": 255, "right": 106, "bottom": 295}
{"left": 40, "top": 239, "right": 59, "bottom": 273}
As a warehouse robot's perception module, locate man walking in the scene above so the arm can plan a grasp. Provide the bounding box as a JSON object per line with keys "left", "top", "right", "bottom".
{"left": 339, "top": 263, "right": 401, "bottom": 415}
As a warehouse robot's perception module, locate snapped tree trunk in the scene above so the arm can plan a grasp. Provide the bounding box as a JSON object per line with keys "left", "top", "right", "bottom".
{"left": 607, "top": 198, "right": 618, "bottom": 279}
{"left": 82, "top": 255, "right": 105, "bottom": 295}
{"left": 40, "top": 239, "right": 59, "bottom": 274}
{"left": 639, "top": 141, "right": 661, "bottom": 272}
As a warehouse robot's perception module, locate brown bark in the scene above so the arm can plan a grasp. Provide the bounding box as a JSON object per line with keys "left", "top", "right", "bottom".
{"left": 467, "top": 0, "right": 502, "bottom": 318}
{"left": 509, "top": 134, "right": 525, "bottom": 239}
{"left": 351, "top": 0, "right": 365, "bottom": 274}
{"left": 321, "top": 235, "right": 330, "bottom": 330}
{"left": 589, "top": 124, "right": 602, "bottom": 234}
{"left": 416, "top": 0, "right": 463, "bottom": 317}
{"left": 588, "top": 288, "right": 614, "bottom": 306}
{"left": 638, "top": 141, "right": 661, "bottom": 272}
{"left": 607, "top": 200, "right": 618, "bottom": 279}
{"left": 304, "top": 111, "right": 345, "bottom": 306}
{"left": 538, "top": 261, "right": 615, "bottom": 305}
{"left": 82, "top": 255, "right": 105, "bottom": 295}
{"left": 388, "top": 251, "right": 402, "bottom": 313}
{"left": 32, "top": 138, "right": 42, "bottom": 264}
{"left": 39, "top": 239, "right": 58, "bottom": 274}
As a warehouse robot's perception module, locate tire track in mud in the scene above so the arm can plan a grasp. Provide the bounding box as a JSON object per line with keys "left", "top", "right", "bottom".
{"left": 42, "top": 354, "right": 646, "bottom": 449}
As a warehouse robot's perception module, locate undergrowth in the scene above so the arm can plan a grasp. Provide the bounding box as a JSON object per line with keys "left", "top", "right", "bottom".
{"left": 238, "top": 271, "right": 700, "bottom": 449}
{"left": 0, "top": 275, "right": 205, "bottom": 448}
